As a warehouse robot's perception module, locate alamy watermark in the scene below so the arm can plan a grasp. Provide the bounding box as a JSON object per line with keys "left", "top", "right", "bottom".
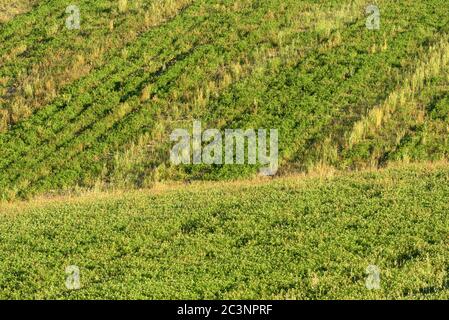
{"left": 66, "top": 5, "right": 81, "bottom": 30}
{"left": 65, "top": 265, "right": 81, "bottom": 290}
{"left": 366, "top": 4, "right": 380, "bottom": 30}
{"left": 365, "top": 265, "right": 381, "bottom": 290}
{"left": 170, "top": 120, "right": 279, "bottom": 176}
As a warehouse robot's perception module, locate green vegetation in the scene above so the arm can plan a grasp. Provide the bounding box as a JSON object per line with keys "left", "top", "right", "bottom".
{"left": 0, "top": 0, "right": 192, "bottom": 126}
{"left": 0, "top": 163, "right": 448, "bottom": 299}
{"left": 1, "top": 0, "right": 447, "bottom": 199}
{"left": 1, "top": 0, "right": 449, "bottom": 300}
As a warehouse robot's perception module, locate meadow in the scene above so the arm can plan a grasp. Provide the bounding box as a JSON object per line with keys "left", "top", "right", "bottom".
{"left": 0, "top": 0, "right": 448, "bottom": 300}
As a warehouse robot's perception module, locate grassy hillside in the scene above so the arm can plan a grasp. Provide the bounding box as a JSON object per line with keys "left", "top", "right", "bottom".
{"left": 1, "top": 0, "right": 449, "bottom": 301}
{"left": 0, "top": 163, "right": 448, "bottom": 299}
{"left": 0, "top": 0, "right": 448, "bottom": 199}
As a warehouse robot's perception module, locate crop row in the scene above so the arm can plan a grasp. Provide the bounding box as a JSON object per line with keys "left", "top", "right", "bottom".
{"left": 0, "top": 0, "right": 166, "bottom": 57}
{"left": 0, "top": 0, "right": 216, "bottom": 173}
{"left": 346, "top": 36, "right": 449, "bottom": 167}
{"left": 0, "top": 0, "right": 321, "bottom": 198}
{"left": 171, "top": 0, "right": 449, "bottom": 178}
{"left": 102, "top": 0, "right": 373, "bottom": 182}
{"left": 3, "top": 0, "right": 446, "bottom": 197}
{"left": 0, "top": 0, "right": 194, "bottom": 127}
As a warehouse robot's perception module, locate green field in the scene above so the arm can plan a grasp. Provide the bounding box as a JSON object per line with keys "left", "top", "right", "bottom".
{"left": 0, "top": 0, "right": 448, "bottom": 199}
{"left": 0, "top": 163, "right": 448, "bottom": 299}
{"left": 1, "top": 0, "right": 449, "bottom": 300}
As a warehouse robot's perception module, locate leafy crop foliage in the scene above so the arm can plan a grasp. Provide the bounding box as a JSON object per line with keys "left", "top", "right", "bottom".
{"left": 0, "top": 164, "right": 448, "bottom": 299}
{"left": 0, "top": 0, "right": 447, "bottom": 199}
{"left": 1, "top": 1, "right": 449, "bottom": 300}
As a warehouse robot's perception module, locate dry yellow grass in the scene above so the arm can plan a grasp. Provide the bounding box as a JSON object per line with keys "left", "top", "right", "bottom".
{"left": 1, "top": 160, "right": 447, "bottom": 215}
{"left": 118, "top": 0, "right": 128, "bottom": 13}
{"left": 0, "top": 0, "right": 40, "bottom": 23}
{"left": 348, "top": 35, "right": 449, "bottom": 148}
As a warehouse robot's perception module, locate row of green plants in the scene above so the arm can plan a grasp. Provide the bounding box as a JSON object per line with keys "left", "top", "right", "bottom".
{"left": 132, "top": 0, "right": 449, "bottom": 180}
{"left": 104, "top": 0, "right": 369, "bottom": 186}
{"left": 0, "top": 0, "right": 226, "bottom": 197}
{"left": 1, "top": 0, "right": 448, "bottom": 198}
{"left": 0, "top": 0, "right": 326, "bottom": 199}
{"left": 0, "top": 0, "right": 193, "bottom": 128}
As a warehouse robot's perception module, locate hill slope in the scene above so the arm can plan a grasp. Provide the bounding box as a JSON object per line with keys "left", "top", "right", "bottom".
{"left": 0, "top": 0, "right": 448, "bottom": 199}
